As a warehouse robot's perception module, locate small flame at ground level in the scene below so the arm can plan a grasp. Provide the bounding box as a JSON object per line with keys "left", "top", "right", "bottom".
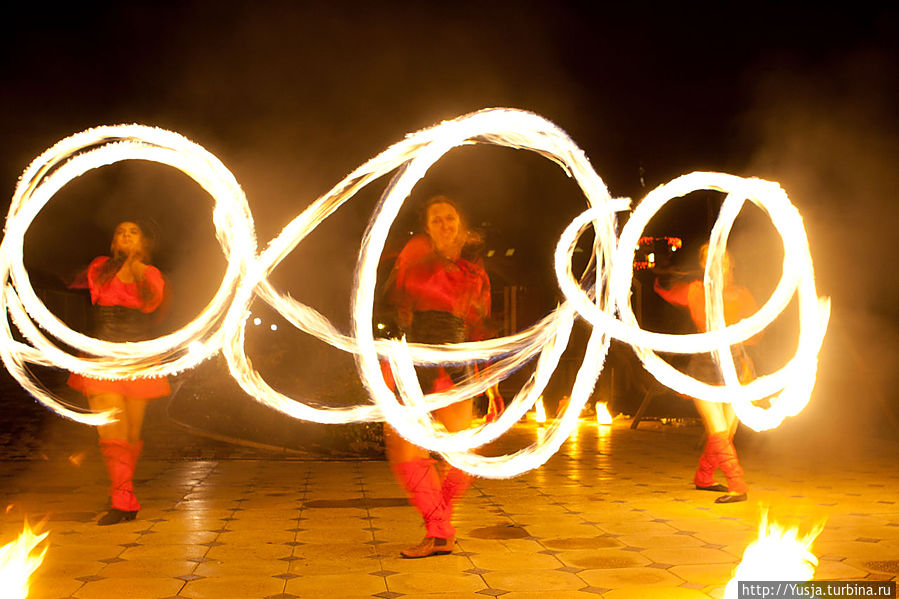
{"left": 535, "top": 396, "right": 547, "bottom": 424}
{"left": 725, "top": 509, "right": 824, "bottom": 599}
{"left": 0, "top": 522, "right": 49, "bottom": 599}
{"left": 595, "top": 402, "right": 613, "bottom": 425}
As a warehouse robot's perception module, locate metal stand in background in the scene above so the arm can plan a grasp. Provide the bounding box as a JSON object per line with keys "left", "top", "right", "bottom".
{"left": 630, "top": 378, "right": 665, "bottom": 430}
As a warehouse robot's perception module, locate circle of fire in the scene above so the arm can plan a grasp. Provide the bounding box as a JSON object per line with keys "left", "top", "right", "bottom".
{"left": 0, "top": 109, "right": 830, "bottom": 478}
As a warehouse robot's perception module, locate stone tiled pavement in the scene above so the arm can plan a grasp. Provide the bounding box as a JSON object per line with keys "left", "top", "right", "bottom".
{"left": 1, "top": 393, "right": 898, "bottom": 599}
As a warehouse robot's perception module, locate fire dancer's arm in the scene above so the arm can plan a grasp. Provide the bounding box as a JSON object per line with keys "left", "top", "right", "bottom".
{"left": 653, "top": 277, "right": 690, "bottom": 307}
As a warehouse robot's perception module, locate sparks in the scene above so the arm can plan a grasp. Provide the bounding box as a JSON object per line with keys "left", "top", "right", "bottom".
{"left": 67, "top": 451, "right": 86, "bottom": 467}
{"left": 1, "top": 108, "right": 829, "bottom": 478}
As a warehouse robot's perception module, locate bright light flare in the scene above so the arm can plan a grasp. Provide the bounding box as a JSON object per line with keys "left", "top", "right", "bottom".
{"left": 0, "top": 522, "right": 49, "bottom": 599}
{"left": 595, "top": 402, "right": 613, "bottom": 425}
{"left": 535, "top": 396, "right": 547, "bottom": 425}
{"left": 2, "top": 108, "right": 829, "bottom": 479}
{"left": 725, "top": 509, "right": 823, "bottom": 599}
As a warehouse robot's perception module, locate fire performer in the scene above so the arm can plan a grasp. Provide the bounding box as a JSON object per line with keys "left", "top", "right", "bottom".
{"left": 654, "top": 243, "right": 757, "bottom": 503}
{"left": 382, "top": 195, "right": 491, "bottom": 558}
{"left": 67, "top": 221, "right": 170, "bottom": 525}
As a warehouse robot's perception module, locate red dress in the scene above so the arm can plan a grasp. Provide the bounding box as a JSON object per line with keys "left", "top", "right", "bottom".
{"left": 390, "top": 235, "right": 491, "bottom": 339}
{"left": 67, "top": 256, "right": 171, "bottom": 400}
{"left": 654, "top": 278, "right": 757, "bottom": 385}
{"left": 383, "top": 235, "right": 491, "bottom": 392}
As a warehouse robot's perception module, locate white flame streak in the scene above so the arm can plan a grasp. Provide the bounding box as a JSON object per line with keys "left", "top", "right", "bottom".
{"left": 1, "top": 108, "right": 829, "bottom": 478}
{"left": 0, "top": 126, "right": 256, "bottom": 424}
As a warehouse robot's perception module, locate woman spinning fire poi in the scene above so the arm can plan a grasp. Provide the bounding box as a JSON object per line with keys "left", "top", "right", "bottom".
{"left": 654, "top": 243, "right": 758, "bottom": 504}
{"left": 67, "top": 221, "right": 170, "bottom": 525}
{"left": 381, "top": 196, "right": 496, "bottom": 558}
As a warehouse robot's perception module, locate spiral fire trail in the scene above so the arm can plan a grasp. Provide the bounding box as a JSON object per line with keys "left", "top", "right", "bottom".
{"left": 0, "top": 108, "right": 830, "bottom": 478}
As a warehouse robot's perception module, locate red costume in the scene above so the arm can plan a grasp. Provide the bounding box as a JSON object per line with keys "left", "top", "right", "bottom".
{"left": 654, "top": 277, "right": 757, "bottom": 499}
{"left": 67, "top": 256, "right": 170, "bottom": 399}
{"left": 387, "top": 234, "right": 490, "bottom": 551}
{"left": 389, "top": 234, "right": 490, "bottom": 340}
{"left": 67, "top": 256, "right": 170, "bottom": 516}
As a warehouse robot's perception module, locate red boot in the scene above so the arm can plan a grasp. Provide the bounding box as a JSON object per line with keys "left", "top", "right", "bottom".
{"left": 98, "top": 440, "right": 140, "bottom": 525}
{"left": 694, "top": 437, "right": 727, "bottom": 492}
{"left": 392, "top": 458, "right": 455, "bottom": 557}
{"left": 441, "top": 466, "right": 472, "bottom": 506}
{"left": 708, "top": 433, "right": 748, "bottom": 503}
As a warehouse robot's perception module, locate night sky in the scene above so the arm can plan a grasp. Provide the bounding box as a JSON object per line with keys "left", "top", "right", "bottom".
{"left": 2, "top": 2, "right": 898, "bottom": 428}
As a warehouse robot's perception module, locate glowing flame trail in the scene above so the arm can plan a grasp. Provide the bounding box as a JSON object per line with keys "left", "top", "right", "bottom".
{"left": 0, "top": 522, "right": 48, "bottom": 599}
{"left": 1, "top": 108, "right": 830, "bottom": 478}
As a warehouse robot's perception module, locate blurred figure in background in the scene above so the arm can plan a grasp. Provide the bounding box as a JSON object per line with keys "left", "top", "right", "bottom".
{"left": 654, "top": 243, "right": 758, "bottom": 503}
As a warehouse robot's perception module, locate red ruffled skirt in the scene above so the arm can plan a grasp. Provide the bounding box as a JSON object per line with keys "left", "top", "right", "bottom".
{"left": 67, "top": 372, "right": 170, "bottom": 400}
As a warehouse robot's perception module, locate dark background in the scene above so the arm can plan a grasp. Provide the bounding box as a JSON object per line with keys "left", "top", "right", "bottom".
{"left": 1, "top": 2, "right": 898, "bottom": 441}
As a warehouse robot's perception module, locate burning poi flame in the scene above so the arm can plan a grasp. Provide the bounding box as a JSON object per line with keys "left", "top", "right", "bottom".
{"left": 595, "top": 402, "right": 613, "bottom": 425}
{"left": 724, "top": 509, "right": 824, "bottom": 599}
{"left": 0, "top": 522, "right": 48, "bottom": 599}
{"left": 0, "top": 108, "right": 830, "bottom": 479}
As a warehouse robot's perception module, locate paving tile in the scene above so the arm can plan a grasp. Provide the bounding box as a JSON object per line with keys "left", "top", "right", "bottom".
{"left": 468, "top": 550, "right": 561, "bottom": 571}
{"left": 26, "top": 576, "right": 83, "bottom": 599}
{"left": 690, "top": 529, "right": 756, "bottom": 547}
{"left": 381, "top": 554, "right": 475, "bottom": 573}
{"left": 482, "top": 568, "right": 588, "bottom": 593}
{"left": 180, "top": 575, "right": 286, "bottom": 598}
{"left": 596, "top": 521, "right": 677, "bottom": 536}
{"left": 668, "top": 563, "right": 734, "bottom": 586}
{"left": 640, "top": 546, "right": 737, "bottom": 566}
{"left": 285, "top": 572, "right": 388, "bottom": 596}
{"left": 101, "top": 558, "right": 200, "bottom": 578}
{"left": 542, "top": 536, "right": 623, "bottom": 551}
{"left": 42, "top": 544, "right": 125, "bottom": 563}
{"left": 205, "top": 542, "right": 292, "bottom": 561}
{"left": 814, "top": 559, "right": 872, "bottom": 580}
{"left": 494, "top": 592, "right": 588, "bottom": 599}
{"left": 600, "top": 587, "right": 711, "bottom": 598}
{"left": 119, "top": 543, "right": 208, "bottom": 560}
{"left": 557, "top": 548, "right": 652, "bottom": 570}
{"left": 72, "top": 576, "right": 182, "bottom": 599}
{"left": 387, "top": 571, "right": 484, "bottom": 595}
{"left": 814, "top": 540, "right": 895, "bottom": 561}
{"left": 615, "top": 533, "right": 706, "bottom": 549}
{"left": 579, "top": 566, "right": 692, "bottom": 589}
{"left": 195, "top": 557, "right": 290, "bottom": 577}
